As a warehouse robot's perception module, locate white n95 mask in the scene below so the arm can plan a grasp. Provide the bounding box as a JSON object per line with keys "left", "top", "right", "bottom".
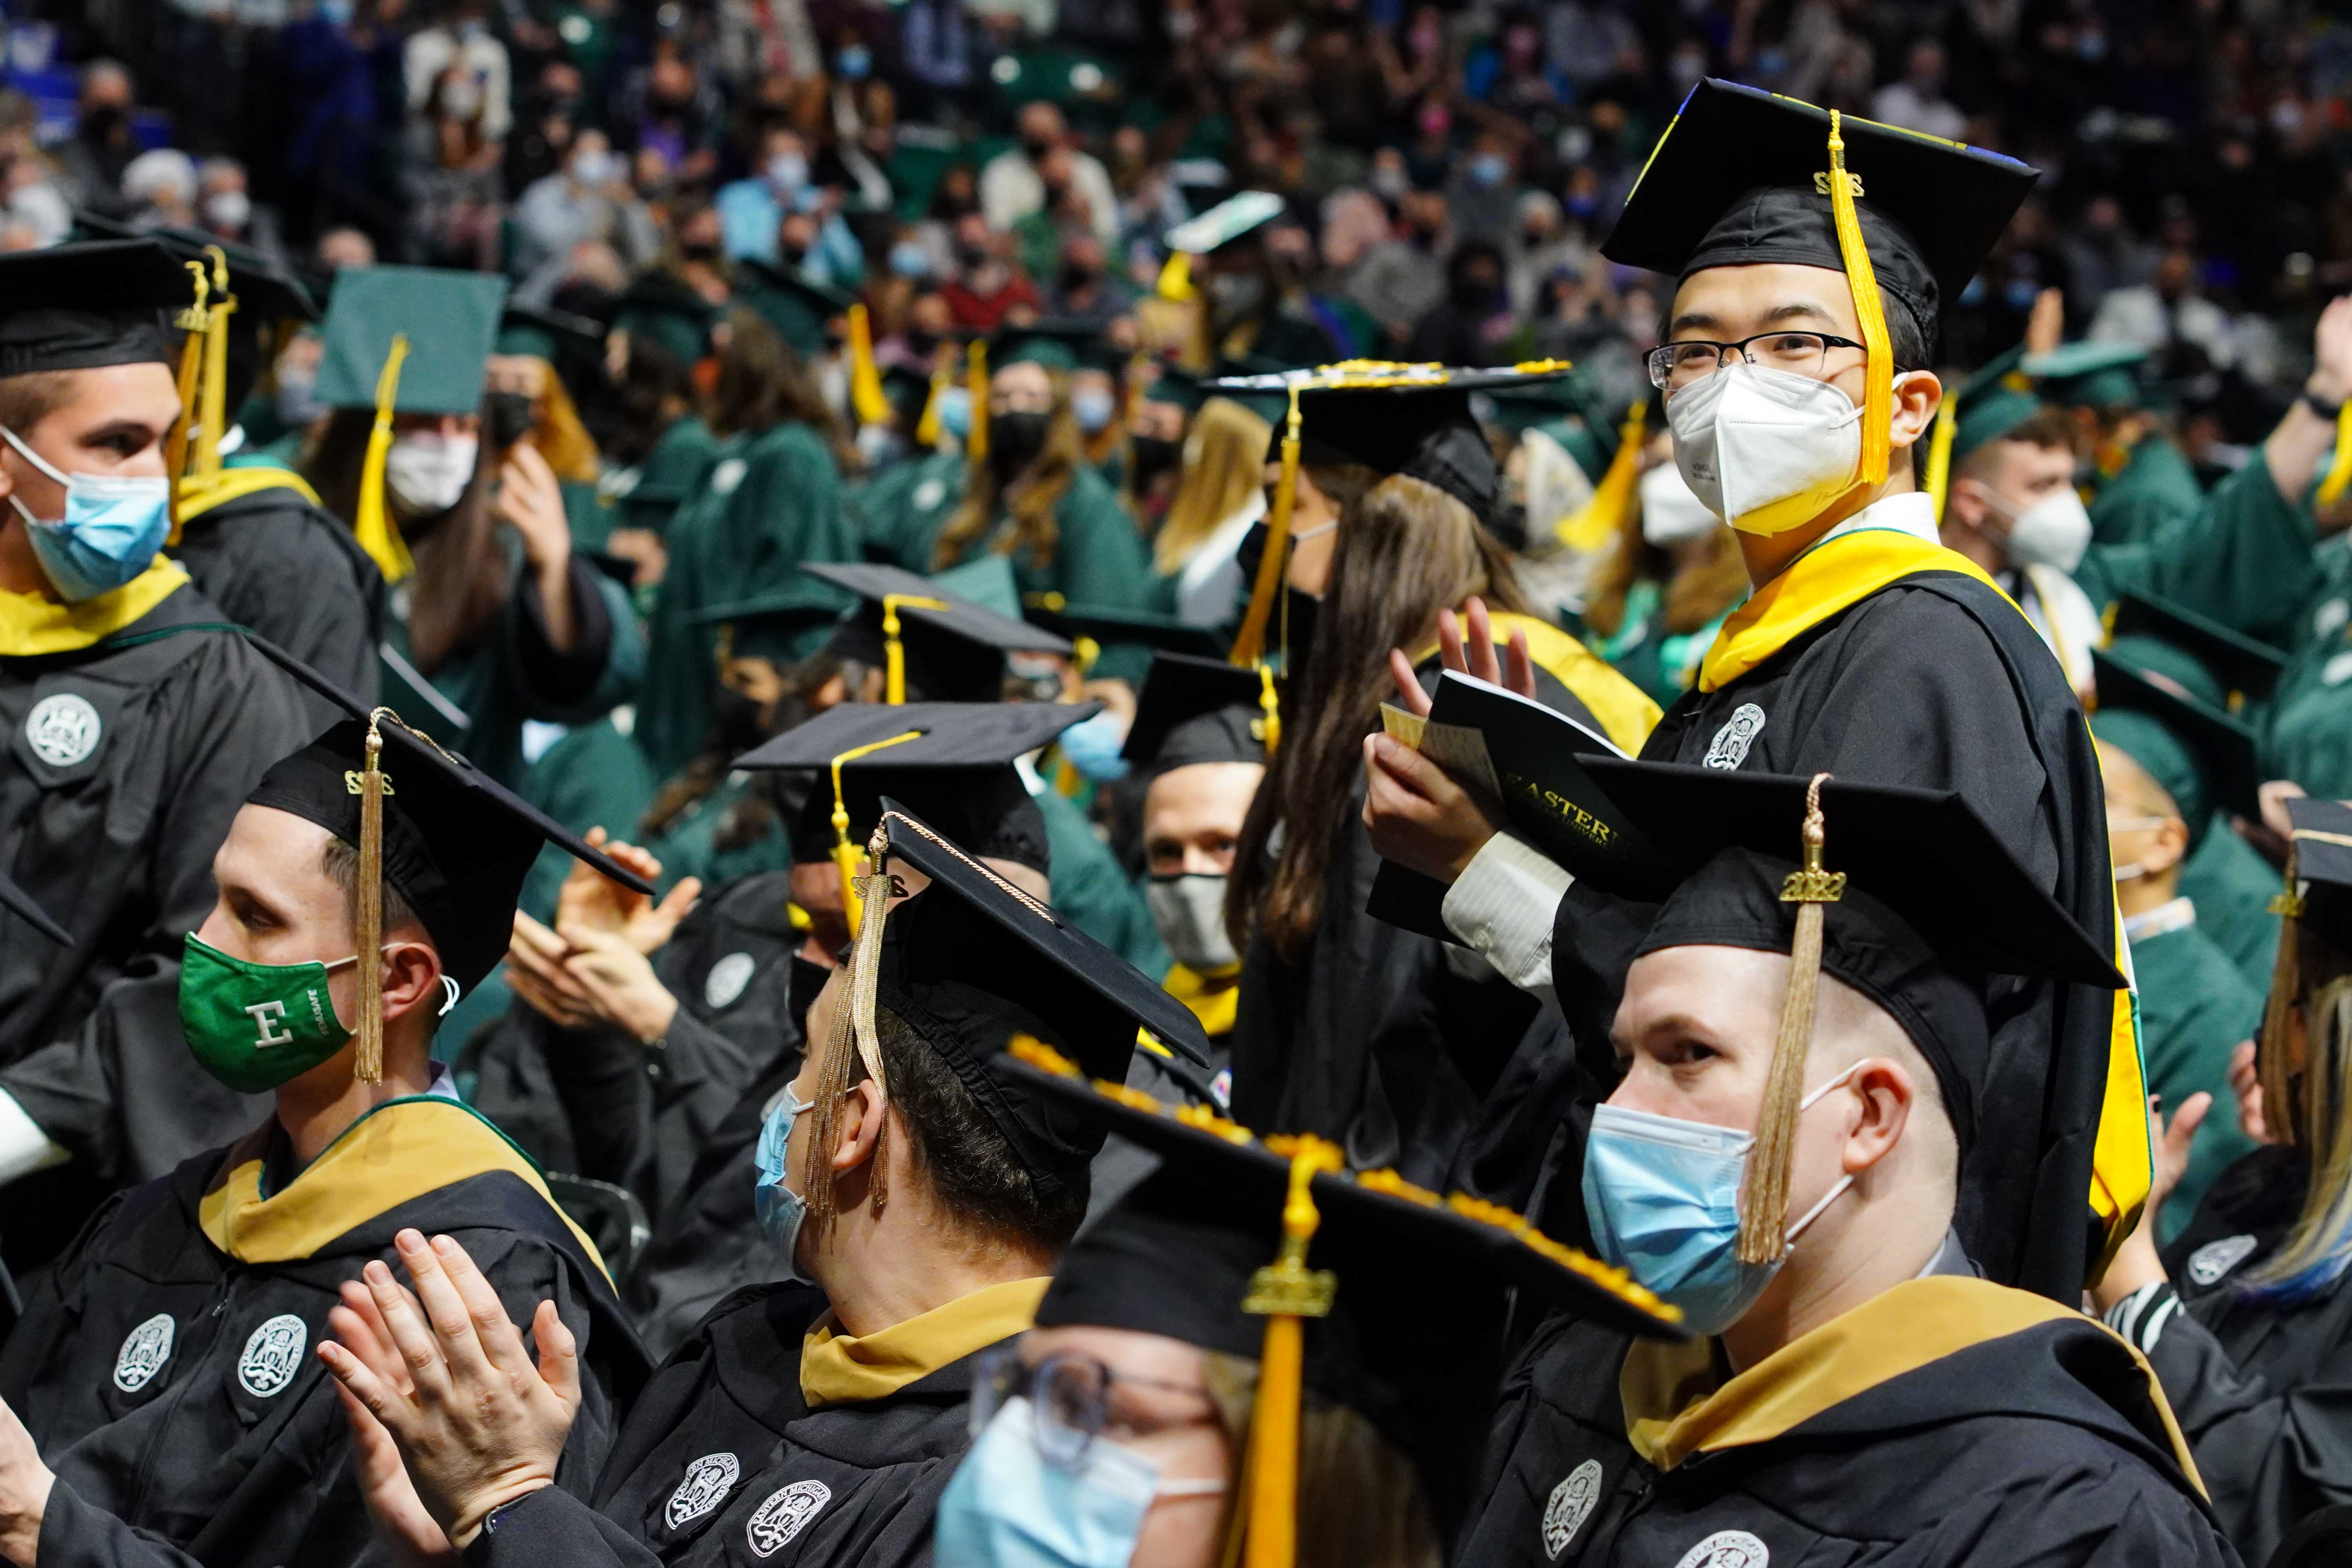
{"left": 1996, "top": 486, "right": 2093, "bottom": 574}
{"left": 1667, "top": 361, "right": 1862, "bottom": 537}
{"left": 1639, "top": 459, "right": 1723, "bottom": 547}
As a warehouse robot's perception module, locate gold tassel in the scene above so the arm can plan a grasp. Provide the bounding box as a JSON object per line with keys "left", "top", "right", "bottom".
{"left": 1229, "top": 385, "right": 1302, "bottom": 669}
{"left": 1255, "top": 662, "right": 1281, "bottom": 754}
{"left": 165, "top": 261, "right": 211, "bottom": 543}
{"left": 880, "top": 593, "right": 947, "bottom": 705}
{"left": 1556, "top": 399, "right": 1647, "bottom": 553}
{"left": 1922, "top": 391, "right": 1960, "bottom": 521}
{"left": 1738, "top": 772, "right": 1846, "bottom": 1264}
{"left": 803, "top": 823, "right": 902, "bottom": 1225}
{"left": 966, "top": 340, "right": 990, "bottom": 463}
{"left": 1238, "top": 1134, "right": 1343, "bottom": 1568}
{"left": 914, "top": 344, "right": 951, "bottom": 448}
{"left": 828, "top": 730, "right": 924, "bottom": 935}
{"left": 1824, "top": 113, "right": 1892, "bottom": 488}
{"left": 192, "top": 247, "right": 235, "bottom": 480}
{"left": 2319, "top": 400, "right": 2352, "bottom": 508}
{"left": 1157, "top": 251, "right": 1195, "bottom": 302}
{"left": 352, "top": 335, "right": 417, "bottom": 583}
{"left": 348, "top": 709, "right": 397, "bottom": 1085}
{"left": 2261, "top": 840, "right": 2307, "bottom": 1148}
{"left": 846, "top": 303, "right": 891, "bottom": 427}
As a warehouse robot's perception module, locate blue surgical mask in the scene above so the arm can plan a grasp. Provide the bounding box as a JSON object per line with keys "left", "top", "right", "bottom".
{"left": 890, "top": 240, "right": 933, "bottom": 279}
{"left": 1468, "top": 151, "right": 1510, "bottom": 188}
{"left": 753, "top": 1083, "right": 817, "bottom": 1280}
{"left": 1071, "top": 387, "right": 1115, "bottom": 434}
{"left": 768, "top": 152, "right": 809, "bottom": 192}
{"left": 938, "top": 385, "right": 975, "bottom": 440}
{"left": 1055, "top": 710, "right": 1130, "bottom": 782}
{"left": 4, "top": 426, "right": 171, "bottom": 603}
{"left": 936, "top": 1396, "right": 1222, "bottom": 1568}
{"left": 1581, "top": 1064, "right": 1861, "bottom": 1336}
{"left": 837, "top": 45, "right": 872, "bottom": 79}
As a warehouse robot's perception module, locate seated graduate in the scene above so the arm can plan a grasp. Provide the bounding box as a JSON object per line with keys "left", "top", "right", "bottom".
{"left": 0, "top": 710, "right": 649, "bottom": 1568}
{"left": 319, "top": 804, "right": 1214, "bottom": 1567}
{"left": 935, "top": 1027, "right": 1682, "bottom": 1568}
{"left": 2091, "top": 651, "right": 2265, "bottom": 1236}
{"left": 2096, "top": 797, "right": 2352, "bottom": 1566}
{"left": 1458, "top": 767, "right": 2227, "bottom": 1567}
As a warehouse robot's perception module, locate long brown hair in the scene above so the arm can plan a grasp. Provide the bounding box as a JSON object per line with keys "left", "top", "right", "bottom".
{"left": 1154, "top": 395, "right": 1272, "bottom": 576}
{"left": 1227, "top": 473, "right": 1527, "bottom": 961}
{"left": 708, "top": 307, "right": 855, "bottom": 470}
{"left": 931, "top": 376, "right": 1089, "bottom": 573}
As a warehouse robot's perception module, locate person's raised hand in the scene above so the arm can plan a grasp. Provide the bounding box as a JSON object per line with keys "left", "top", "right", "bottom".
{"left": 0, "top": 1392, "right": 53, "bottom": 1568}
{"left": 555, "top": 829, "right": 699, "bottom": 955}
{"left": 506, "top": 911, "right": 600, "bottom": 1030}
{"left": 1361, "top": 731, "right": 1503, "bottom": 885}
{"left": 1441, "top": 598, "right": 1538, "bottom": 699}
{"left": 2312, "top": 294, "right": 2352, "bottom": 408}
{"left": 316, "top": 1230, "right": 579, "bottom": 1550}
{"left": 494, "top": 442, "right": 572, "bottom": 573}
{"left": 557, "top": 923, "right": 680, "bottom": 1044}
{"left": 329, "top": 1359, "right": 459, "bottom": 1568}
{"left": 2230, "top": 1040, "right": 2271, "bottom": 1145}
{"left": 2024, "top": 286, "right": 2065, "bottom": 357}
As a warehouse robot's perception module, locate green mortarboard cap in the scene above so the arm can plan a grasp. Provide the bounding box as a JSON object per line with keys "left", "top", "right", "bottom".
{"left": 927, "top": 554, "right": 1024, "bottom": 619}
{"left": 495, "top": 301, "right": 604, "bottom": 362}
{"left": 2023, "top": 341, "right": 2147, "bottom": 410}
{"left": 1950, "top": 346, "right": 2045, "bottom": 464}
{"left": 1143, "top": 367, "right": 1205, "bottom": 412}
{"left": 612, "top": 272, "right": 719, "bottom": 367}
{"left": 1032, "top": 603, "right": 1228, "bottom": 662}
{"left": 688, "top": 586, "right": 852, "bottom": 665}
{"left": 1524, "top": 414, "right": 1613, "bottom": 485}
{"left": 0, "top": 238, "right": 194, "bottom": 376}
{"left": 2288, "top": 797, "right": 2352, "bottom": 953}
{"left": 2109, "top": 591, "right": 2286, "bottom": 708}
{"left": 1122, "top": 651, "right": 1269, "bottom": 774}
{"left": 2107, "top": 633, "right": 2225, "bottom": 710}
{"left": 735, "top": 260, "right": 853, "bottom": 360}
{"left": 2091, "top": 646, "right": 2261, "bottom": 830}
{"left": 1602, "top": 80, "right": 2037, "bottom": 359}
{"left": 991, "top": 317, "right": 1103, "bottom": 374}
{"left": 315, "top": 266, "right": 509, "bottom": 415}
{"left": 1165, "top": 190, "right": 1286, "bottom": 255}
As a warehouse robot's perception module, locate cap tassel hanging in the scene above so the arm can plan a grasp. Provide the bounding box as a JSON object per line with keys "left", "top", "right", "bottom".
{"left": 880, "top": 593, "right": 947, "bottom": 705}
{"left": 846, "top": 303, "right": 892, "bottom": 428}
{"left": 192, "top": 247, "right": 236, "bottom": 481}
{"left": 828, "top": 730, "right": 924, "bottom": 936}
{"left": 1229, "top": 385, "right": 1302, "bottom": 670}
{"left": 1922, "top": 392, "right": 1960, "bottom": 520}
{"left": 914, "top": 343, "right": 952, "bottom": 449}
{"left": 346, "top": 708, "right": 399, "bottom": 1085}
{"left": 2260, "top": 838, "right": 2307, "bottom": 1147}
{"left": 966, "top": 340, "right": 990, "bottom": 463}
{"left": 1254, "top": 661, "right": 1281, "bottom": 754}
{"left": 1738, "top": 772, "right": 1845, "bottom": 1264}
{"left": 1824, "top": 113, "right": 1892, "bottom": 489}
{"left": 1236, "top": 1134, "right": 1343, "bottom": 1568}
{"left": 2318, "top": 401, "right": 2352, "bottom": 510}
{"left": 803, "top": 822, "right": 899, "bottom": 1224}
{"left": 1556, "top": 399, "right": 1646, "bottom": 554}
{"left": 352, "top": 335, "right": 417, "bottom": 584}
{"left": 165, "top": 261, "right": 212, "bottom": 542}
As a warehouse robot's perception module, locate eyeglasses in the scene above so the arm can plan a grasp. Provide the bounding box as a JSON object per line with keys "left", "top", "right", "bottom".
{"left": 1646, "top": 331, "right": 1869, "bottom": 392}
{"left": 970, "top": 1341, "right": 1221, "bottom": 1468}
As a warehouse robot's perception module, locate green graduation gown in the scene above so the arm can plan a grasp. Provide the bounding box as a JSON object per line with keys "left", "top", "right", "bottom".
{"left": 2178, "top": 819, "right": 2284, "bottom": 992}
{"left": 2127, "top": 906, "right": 2265, "bottom": 1240}
{"left": 2090, "top": 433, "right": 2206, "bottom": 547}
{"left": 613, "top": 414, "right": 723, "bottom": 538}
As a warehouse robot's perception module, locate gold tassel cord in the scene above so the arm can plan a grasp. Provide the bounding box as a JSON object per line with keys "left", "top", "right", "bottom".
{"left": 2319, "top": 400, "right": 2352, "bottom": 509}
{"left": 2261, "top": 839, "right": 2307, "bottom": 1149}
{"left": 846, "top": 303, "right": 892, "bottom": 427}
{"left": 828, "top": 730, "right": 926, "bottom": 936}
{"left": 1230, "top": 385, "right": 1303, "bottom": 669}
{"left": 914, "top": 343, "right": 951, "bottom": 449}
{"left": 1239, "top": 1134, "right": 1343, "bottom": 1568}
{"left": 1255, "top": 662, "right": 1281, "bottom": 754}
{"left": 352, "top": 335, "right": 417, "bottom": 583}
{"left": 880, "top": 594, "right": 948, "bottom": 705}
{"left": 1739, "top": 772, "right": 1846, "bottom": 1264}
{"left": 1823, "top": 113, "right": 1892, "bottom": 488}
{"left": 966, "top": 340, "right": 990, "bottom": 463}
{"left": 165, "top": 260, "right": 211, "bottom": 542}
{"left": 347, "top": 709, "right": 400, "bottom": 1085}
{"left": 1922, "top": 392, "right": 1960, "bottom": 521}
{"left": 192, "top": 247, "right": 235, "bottom": 480}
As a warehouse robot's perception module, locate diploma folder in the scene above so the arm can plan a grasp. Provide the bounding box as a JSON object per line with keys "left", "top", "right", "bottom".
{"left": 1366, "top": 670, "right": 1676, "bottom": 941}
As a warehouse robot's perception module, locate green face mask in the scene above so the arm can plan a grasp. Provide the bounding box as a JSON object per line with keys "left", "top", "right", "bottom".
{"left": 178, "top": 934, "right": 360, "bottom": 1094}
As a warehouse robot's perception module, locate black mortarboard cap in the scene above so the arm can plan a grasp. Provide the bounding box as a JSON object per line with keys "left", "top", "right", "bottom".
{"left": 2110, "top": 591, "right": 2287, "bottom": 709}
{"left": 0, "top": 238, "right": 193, "bottom": 376}
{"left": 2289, "top": 797, "right": 2352, "bottom": 954}
{"left": 735, "top": 260, "right": 853, "bottom": 360}
{"left": 72, "top": 214, "right": 321, "bottom": 326}
{"left": 245, "top": 715, "right": 652, "bottom": 994}
{"left": 2090, "top": 647, "right": 2261, "bottom": 830}
{"left": 611, "top": 272, "right": 719, "bottom": 367}
{"left": 1122, "top": 652, "right": 1269, "bottom": 775}
{"left": 1009, "top": 1046, "right": 1682, "bottom": 1530}
{"left": 1602, "top": 80, "right": 2037, "bottom": 359}
{"left": 804, "top": 561, "right": 1073, "bottom": 703}
{"left": 0, "top": 866, "right": 70, "bottom": 946}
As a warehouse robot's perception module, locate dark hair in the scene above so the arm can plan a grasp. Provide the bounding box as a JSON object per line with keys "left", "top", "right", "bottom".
{"left": 319, "top": 836, "right": 421, "bottom": 936}
{"left": 875, "top": 1004, "right": 1087, "bottom": 1254}
{"left": 0, "top": 371, "right": 85, "bottom": 437}
{"left": 299, "top": 405, "right": 381, "bottom": 526}
{"left": 605, "top": 333, "right": 697, "bottom": 467}
{"left": 1885, "top": 296, "right": 1929, "bottom": 374}
{"left": 708, "top": 307, "right": 853, "bottom": 468}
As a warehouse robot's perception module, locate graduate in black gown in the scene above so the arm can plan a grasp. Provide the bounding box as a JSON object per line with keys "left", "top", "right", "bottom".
{"left": 319, "top": 806, "right": 1215, "bottom": 1568}
{"left": 2098, "top": 797, "right": 2352, "bottom": 1564}
{"left": 0, "top": 240, "right": 317, "bottom": 1258}
{"left": 1450, "top": 768, "right": 2226, "bottom": 1567}
{"left": 0, "top": 712, "right": 651, "bottom": 1568}
{"left": 1365, "top": 80, "right": 2146, "bottom": 1300}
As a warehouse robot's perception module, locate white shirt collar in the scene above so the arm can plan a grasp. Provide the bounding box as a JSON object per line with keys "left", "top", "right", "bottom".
{"left": 1809, "top": 490, "right": 1940, "bottom": 550}
{"left": 2123, "top": 896, "right": 2199, "bottom": 944}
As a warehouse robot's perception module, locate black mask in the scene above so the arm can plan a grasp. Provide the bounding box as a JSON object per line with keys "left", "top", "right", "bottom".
{"left": 1486, "top": 499, "right": 1528, "bottom": 552}
{"left": 483, "top": 390, "right": 535, "bottom": 449}
{"left": 712, "top": 684, "right": 773, "bottom": 757}
{"left": 82, "top": 105, "right": 127, "bottom": 140}
{"left": 1129, "top": 433, "right": 1181, "bottom": 489}
{"left": 989, "top": 411, "right": 1052, "bottom": 477}
{"left": 1021, "top": 134, "right": 1056, "bottom": 161}
{"left": 1450, "top": 276, "right": 1500, "bottom": 313}
{"left": 680, "top": 239, "right": 721, "bottom": 263}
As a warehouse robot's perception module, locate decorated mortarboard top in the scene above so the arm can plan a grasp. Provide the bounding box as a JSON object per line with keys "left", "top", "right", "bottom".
{"left": 735, "top": 260, "right": 854, "bottom": 360}
{"left": 0, "top": 238, "right": 197, "bottom": 376}
{"left": 2109, "top": 591, "right": 2287, "bottom": 708}
{"left": 1121, "top": 650, "right": 1271, "bottom": 773}
{"left": 0, "top": 866, "right": 70, "bottom": 947}
{"left": 804, "top": 559, "right": 1075, "bottom": 704}
{"left": 2089, "top": 647, "right": 2261, "bottom": 830}
{"left": 2023, "top": 340, "right": 2148, "bottom": 409}
{"left": 1164, "top": 189, "right": 1287, "bottom": 256}
{"left": 610, "top": 271, "right": 720, "bottom": 366}
{"left": 314, "top": 265, "right": 509, "bottom": 414}
{"left": 495, "top": 301, "right": 606, "bottom": 362}
{"left": 1026, "top": 603, "right": 1229, "bottom": 662}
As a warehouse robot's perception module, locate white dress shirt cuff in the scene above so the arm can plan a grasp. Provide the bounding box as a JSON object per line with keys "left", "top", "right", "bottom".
{"left": 1442, "top": 832, "right": 1572, "bottom": 1002}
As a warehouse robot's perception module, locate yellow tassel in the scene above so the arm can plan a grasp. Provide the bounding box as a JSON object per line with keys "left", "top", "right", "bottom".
{"left": 914, "top": 346, "right": 951, "bottom": 448}
{"left": 847, "top": 303, "right": 891, "bottom": 427}
{"left": 1557, "top": 400, "right": 1647, "bottom": 553}
{"left": 350, "top": 709, "right": 396, "bottom": 1085}
{"left": 1824, "top": 113, "right": 1892, "bottom": 488}
{"left": 1255, "top": 662, "right": 1281, "bottom": 754}
{"left": 352, "top": 335, "right": 417, "bottom": 583}
{"left": 2318, "top": 400, "right": 2352, "bottom": 508}
{"left": 163, "top": 261, "right": 212, "bottom": 542}
{"left": 1157, "top": 252, "right": 1195, "bottom": 302}
{"left": 2261, "top": 840, "right": 2307, "bottom": 1146}
{"left": 966, "top": 340, "right": 990, "bottom": 463}
{"left": 1922, "top": 392, "right": 1960, "bottom": 520}
{"left": 1738, "top": 772, "right": 1845, "bottom": 1264}
{"left": 192, "top": 247, "right": 235, "bottom": 480}
{"left": 1229, "top": 385, "right": 1302, "bottom": 669}
{"left": 1239, "top": 1134, "right": 1343, "bottom": 1568}
{"left": 828, "top": 730, "right": 924, "bottom": 935}
{"left": 880, "top": 593, "right": 947, "bottom": 705}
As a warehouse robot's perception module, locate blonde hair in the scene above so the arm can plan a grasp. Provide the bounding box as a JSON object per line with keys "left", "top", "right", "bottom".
{"left": 521, "top": 358, "right": 601, "bottom": 484}
{"left": 2242, "top": 929, "right": 2352, "bottom": 1300}
{"left": 931, "top": 375, "right": 1088, "bottom": 573}
{"left": 1153, "top": 396, "right": 1273, "bottom": 575}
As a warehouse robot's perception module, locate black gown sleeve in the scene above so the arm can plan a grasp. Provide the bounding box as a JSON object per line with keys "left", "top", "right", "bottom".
{"left": 34, "top": 1479, "right": 213, "bottom": 1568}
{"left": 465, "top": 1484, "right": 661, "bottom": 1568}
{"left": 510, "top": 555, "right": 616, "bottom": 713}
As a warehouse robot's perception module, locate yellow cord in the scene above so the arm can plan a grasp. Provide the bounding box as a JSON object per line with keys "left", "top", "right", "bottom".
{"left": 165, "top": 261, "right": 211, "bottom": 543}
{"left": 2319, "top": 399, "right": 2352, "bottom": 508}
{"left": 192, "top": 247, "right": 234, "bottom": 480}
{"left": 1922, "top": 394, "right": 1960, "bottom": 520}
{"left": 1230, "top": 385, "right": 1302, "bottom": 669}
{"left": 829, "top": 730, "right": 925, "bottom": 935}
{"left": 1556, "top": 399, "right": 1647, "bottom": 552}
{"left": 1256, "top": 662, "right": 1281, "bottom": 754}
{"left": 1825, "top": 113, "right": 1892, "bottom": 487}
{"left": 966, "top": 340, "right": 990, "bottom": 463}
{"left": 846, "top": 303, "right": 891, "bottom": 427}
{"left": 352, "top": 336, "right": 417, "bottom": 583}
{"left": 880, "top": 594, "right": 947, "bottom": 704}
{"left": 1239, "top": 1135, "right": 1343, "bottom": 1568}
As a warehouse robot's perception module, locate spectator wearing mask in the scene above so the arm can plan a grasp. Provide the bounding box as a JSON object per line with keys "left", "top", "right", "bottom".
{"left": 120, "top": 148, "right": 198, "bottom": 231}
{"left": 0, "top": 93, "right": 68, "bottom": 250}
{"left": 197, "top": 156, "right": 254, "bottom": 242}
{"left": 1341, "top": 186, "right": 1449, "bottom": 345}
{"left": 53, "top": 61, "right": 140, "bottom": 219}
{"left": 403, "top": 60, "right": 507, "bottom": 270}
{"left": 1506, "top": 191, "right": 1591, "bottom": 317}
{"left": 403, "top": 0, "right": 512, "bottom": 143}
{"left": 1870, "top": 38, "right": 1967, "bottom": 141}
{"left": 1173, "top": 193, "right": 1354, "bottom": 369}
{"left": 938, "top": 213, "right": 1041, "bottom": 331}
{"left": 980, "top": 100, "right": 1120, "bottom": 247}
{"left": 1406, "top": 240, "right": 1511, "bottom": 367}
{"left": 715, "top": 125, "right": 860, "bottom": 280}
{"left": 511, "top": 130, "right": 661, "bottom": 296}
{"left": 1442, "top": 131, "right": 1521, "bottom": 250}
{"left": 616, "top": 47, "right": 724, "bottom": 191}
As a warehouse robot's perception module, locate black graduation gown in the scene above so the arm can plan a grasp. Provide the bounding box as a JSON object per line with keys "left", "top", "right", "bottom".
{"left": 169, "top": 478, "right": 386, "bottom": 703}
{"left": 2120, "top": 1145, "right": 2352, "bottom": 1566}
{"left": 0, "top": 1100, "right": 647, "bottom": 1568}
{"left": 1463, "top": 1276, "right": 2232, "bottom": 1568}
{"left": 1550, "top": 566, "right": 2126, "bottom": 1298}
{"left": 468, "top": 1282, "right": 995, "bottom": 1568}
